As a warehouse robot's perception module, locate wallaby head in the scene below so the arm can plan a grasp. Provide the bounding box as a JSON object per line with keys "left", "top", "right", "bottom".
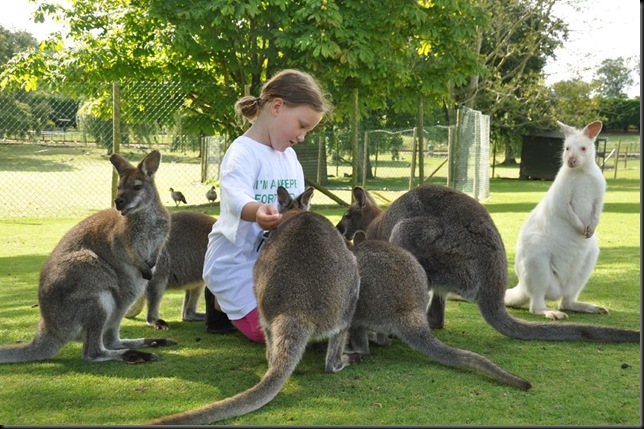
{"left": 336, "top": 186, "right": 383, "bottom": 240}
{"left": 111, "top": 150, "right": 162, "bottom": 215}
{"left": 556, "top": 120, "right": 602, "bottom": 170}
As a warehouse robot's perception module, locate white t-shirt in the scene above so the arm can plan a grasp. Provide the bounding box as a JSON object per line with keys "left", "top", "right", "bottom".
{"left": 203, "top": 136, "right": 305, "bottom": 320}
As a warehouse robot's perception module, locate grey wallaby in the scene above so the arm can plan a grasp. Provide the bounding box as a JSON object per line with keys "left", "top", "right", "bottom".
{"left": 0, "top": 150, "right": 176, "bottom": 364}
{"left": 347, "top": 232, "right": 531, "bottom": 390}
{"left": 337, "top": 184, "right": 639, "bottom": 343}
{"left": 149, "top": 186, "right": 361, "bottom": 424}
{"left": 125, "top": 211, "right": 216, "bottom": 330}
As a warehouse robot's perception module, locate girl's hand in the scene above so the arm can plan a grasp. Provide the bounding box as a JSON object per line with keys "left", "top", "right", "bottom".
{"left": 256, "top": 203, "right": 282, "bottom": 230}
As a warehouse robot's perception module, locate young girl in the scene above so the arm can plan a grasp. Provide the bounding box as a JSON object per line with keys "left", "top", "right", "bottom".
{"left": 203, "top": 69, "right": 332, "bottom": 342}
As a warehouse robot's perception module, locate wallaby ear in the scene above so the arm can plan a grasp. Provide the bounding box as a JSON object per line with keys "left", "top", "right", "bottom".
{"left": 353, "top": 230, "right": 367, "bottom": 245}
{"left": 109, "top": 153, "right": 133, "bottom": 177}
{"left": 297, "top": 187, "right": 315, "bottom": 210}
{"left": 556, "top": 120, "right": 577, "bottom": 139}
{"left": 277, "top": 186, "right": 291, "bottom": 207}
{"left": 139, "top": 150, "right": 161, "bottom": 177}
{"left": 582, "top": 120, "right": 602, "bottom": 140}
{"left": 353, "top": 187, "right": 367, "bottom": 208}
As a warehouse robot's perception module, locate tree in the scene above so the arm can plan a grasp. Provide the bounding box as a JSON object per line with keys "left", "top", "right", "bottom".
{"left": 451, "top": 0, "right": 568, "bottom": 164}
{"left": 0, "top": 0, "right": 484, "bottom": 176}
{"left": 597, "top": 97, "right": 640, "bottom": 132}
{"left": 0, "top": 25, "right": 48, "bottom": 139}
{"left": 277, "top": 0, "right": 485, "bottom": 185}
{"left": 0, "top": 25, "right": 37, "bottom": 66}
{"left": 550, "top": 79, "right": 599, "bottom": 127}
{"left": 593, "top": 57, "right": 635, "bottom": 99}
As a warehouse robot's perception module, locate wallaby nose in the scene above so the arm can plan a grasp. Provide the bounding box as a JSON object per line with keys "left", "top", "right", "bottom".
{"left": 567, "top": 157, "right": 577, "bottom": 168}
{"left": 114, "top": 197, "right": 125, "bottom": 210}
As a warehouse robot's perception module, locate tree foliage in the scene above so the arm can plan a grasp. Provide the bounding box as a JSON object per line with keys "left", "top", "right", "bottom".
{"left": 0, "top": 1, "right": 486, "bottom": 141}
{"left": 593, "top": 57, "right": 636, "bottom": 99}
{"left": 550, "top": 79, "right": 600, "bottom": 128}
{"left": 452, "top": 0, "right": 568, "bottom": 162}
{"left": 597, "top": 97, "right": 640, "bottom": 132}
{"left": 0, "top": 25, "right": 38, "bottom": 66}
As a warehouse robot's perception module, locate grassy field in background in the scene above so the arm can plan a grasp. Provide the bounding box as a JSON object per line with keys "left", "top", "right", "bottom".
{"left": 0, "top": 168, "right": 640, "bottom": 424}
{"left": 0, "top": 132, "right": 639, "bottom": 218}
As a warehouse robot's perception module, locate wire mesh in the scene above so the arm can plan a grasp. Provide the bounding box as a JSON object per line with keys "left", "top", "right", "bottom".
{"left": 0, "top": 82, "right": 210, "bottom": 218}
{"left": 1, "top": 82, "right": 492, "bottom": 218}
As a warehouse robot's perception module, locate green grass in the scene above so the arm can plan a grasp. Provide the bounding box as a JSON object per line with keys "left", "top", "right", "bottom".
{"left": 0, "top": 172, "right": 640, "bottom": 425}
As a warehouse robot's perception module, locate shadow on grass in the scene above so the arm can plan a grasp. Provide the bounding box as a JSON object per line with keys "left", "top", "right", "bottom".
{"left": 0, "top": 155, "right": 79, "bottom": 172}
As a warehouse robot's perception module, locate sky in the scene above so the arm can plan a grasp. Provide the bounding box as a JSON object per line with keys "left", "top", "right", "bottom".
{"left": 0, "top": 0, "right": 640, "bottom": 97}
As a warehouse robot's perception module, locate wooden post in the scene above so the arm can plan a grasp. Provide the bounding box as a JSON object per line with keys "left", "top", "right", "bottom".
{"left": 317, "top": 135, "right": 324, "bottom": 184}
{"left": 417, "top": 95, "right": 425, "bottom": 184}
{"left": 362, "top": 131, "right": 368, "bottom": 188}
{"left": 613, "top": 140, "right": 621, "bottom": 179}
{"left": 623, "top": 142, "right": 628, "bottom": 169}
{"left": 408, "top": 127, "right": 417, "bottom": 190}
{"left": 111, "top": 82, "right": 121, "bottom": 206}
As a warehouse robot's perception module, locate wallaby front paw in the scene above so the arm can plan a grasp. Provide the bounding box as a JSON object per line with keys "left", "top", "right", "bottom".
{"left": 141, "top": 267, "right": 153, "bottom": 280}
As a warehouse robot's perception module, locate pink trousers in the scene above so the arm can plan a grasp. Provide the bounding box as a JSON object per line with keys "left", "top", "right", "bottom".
{"left": 231, "top": 308, "right": 265, "bottom": 343}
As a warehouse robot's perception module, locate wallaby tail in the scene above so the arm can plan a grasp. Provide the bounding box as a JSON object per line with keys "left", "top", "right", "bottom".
{"left": 399, "top": 324, "right": 531, "bottom": 390}
{"left": 148, "top": 333, "right": 308, "bottom": 425}
{"left": 0, "top": 321, "right": 65, "bottom": 363}
{"left": 478, "top": 293, "right": 640, "bottom": 343}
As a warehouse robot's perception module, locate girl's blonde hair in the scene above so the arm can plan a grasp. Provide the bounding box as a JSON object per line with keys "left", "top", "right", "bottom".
{"left": 234, "top": 69, "right": 332, "bottom": 122}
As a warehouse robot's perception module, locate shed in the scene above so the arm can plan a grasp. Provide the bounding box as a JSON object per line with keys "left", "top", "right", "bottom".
{"left": 519, "top": 130, "right": 564, "bottom": 180}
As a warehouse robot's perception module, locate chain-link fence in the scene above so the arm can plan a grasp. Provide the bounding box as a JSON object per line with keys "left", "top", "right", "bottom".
{"left": 1, "top": 81, "right": 490, "bottom": 218}
{"left": 448, "top": 106, "right": 490, "bottom": 201}
{"left": 1, "top": 82, "right": 212, "bottom": 218}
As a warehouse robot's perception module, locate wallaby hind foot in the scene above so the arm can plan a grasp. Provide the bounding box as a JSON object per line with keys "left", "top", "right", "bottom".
{"left": 0, "top": 150, "right": 177, "bottom": 364}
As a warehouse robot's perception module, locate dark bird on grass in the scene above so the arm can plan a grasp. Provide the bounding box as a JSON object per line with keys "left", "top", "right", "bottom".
{"left": 206, "top": 186, "right": 218, "bottom": 203}
{"left": 170, "top": 188, "right": 187, "bottom": 207}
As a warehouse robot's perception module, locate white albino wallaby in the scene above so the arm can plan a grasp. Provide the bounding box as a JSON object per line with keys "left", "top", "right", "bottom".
{"left": 348, "top": 232, "right": 531, "bottom": 390}
{"left": 0, "top": 150, "right": 176, "bottom": 364}
{"left": 505, "top": 120, "right": 609, "bottom": 320}
{"left": 337, "top": 183, "right": 638, "bottom": 343}
{"left": 125, "top": 211, "right": 216, "bottom": 330}
{"left": 149, "top": 186, "right": 361, "bottom": 425}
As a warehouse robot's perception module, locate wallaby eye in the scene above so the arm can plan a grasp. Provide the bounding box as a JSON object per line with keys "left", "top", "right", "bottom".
{"left": 133, "top": 185, "right": 143, "bottom": 191}
{"left": 581, "top": 146, "right": 587, "bottom": 152}
{"left": 565, "top": 146, "right": 570, "bottom": 151}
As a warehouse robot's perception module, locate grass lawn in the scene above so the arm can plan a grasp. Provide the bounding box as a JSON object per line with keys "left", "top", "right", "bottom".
{"left": 0, "top": 174, "right": 640, "bottom": 425}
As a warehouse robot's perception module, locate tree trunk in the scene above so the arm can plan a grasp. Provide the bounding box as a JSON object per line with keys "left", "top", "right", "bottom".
{"left": 351, "top": 87, "right": 360, "bottom": 189}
